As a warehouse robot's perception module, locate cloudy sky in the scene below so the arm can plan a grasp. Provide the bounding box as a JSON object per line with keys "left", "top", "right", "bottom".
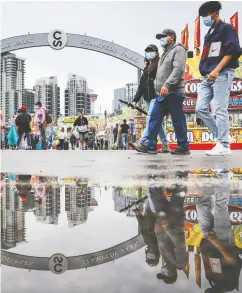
{"left": 1, "top": 0, "right": 241, "bottom": 113}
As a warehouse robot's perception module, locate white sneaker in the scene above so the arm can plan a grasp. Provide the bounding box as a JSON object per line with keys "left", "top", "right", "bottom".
{"left": 206, "top": 142, "right": 231, "bottom": 156}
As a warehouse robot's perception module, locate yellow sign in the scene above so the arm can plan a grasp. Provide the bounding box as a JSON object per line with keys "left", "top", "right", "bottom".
{"left": 164, "top": 128, "right": 242, "bottom": 144}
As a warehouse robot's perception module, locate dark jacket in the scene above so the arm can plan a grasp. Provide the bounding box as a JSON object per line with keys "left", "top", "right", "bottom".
{"left": 15, "top": 112, "right": 31, "bottom": 132}
{"left": 133, "top": 64, "right": 157, "bottom": 103}
{"left": 73, "top": 116, "right": 88, "bottom": 127}
{"left": 200, "top": 20, "right": 242, "bottom": 76}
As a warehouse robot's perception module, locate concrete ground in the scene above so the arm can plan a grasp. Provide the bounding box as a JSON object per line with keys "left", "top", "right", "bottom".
{"left": 1, "top": 150, "right": 242, "bottom": 185}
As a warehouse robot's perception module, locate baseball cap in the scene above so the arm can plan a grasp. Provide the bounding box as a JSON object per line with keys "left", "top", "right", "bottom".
{"left": 156, "top": 29, "right": 176, "bottom": 41}
{"left": 145, "top": 44, "right": 158, "bottom": 52}
{"left": 20, "top": 106, "right": 27, "bottom": 111}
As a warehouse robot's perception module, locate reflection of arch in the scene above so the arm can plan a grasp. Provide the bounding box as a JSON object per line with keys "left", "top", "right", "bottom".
{"left": 1, "top": 234, "right": 145, "bottom": 274}
{"left": 1, "top": 32, "right": 145, "bottom": 69}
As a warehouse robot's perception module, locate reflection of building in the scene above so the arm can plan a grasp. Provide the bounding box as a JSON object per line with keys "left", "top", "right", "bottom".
{"left": 65, "top": 184, "right": 92, "bottom": 227}
{"left": 64, "top": 74, "right": 91, "bottom": 116}
{"left": 34, "top": 186, "right": 61, "bottom": 224}
{"left": 112, "top": 188, "right": 138, "bottom": 217}
{"left": 1, "top": 53, "right": 26, "bottom": 125}
{"left": 34, "top": 76, "right": 60, "bottom": 120}
{"left": 1, "top": 178, "right": 26, "bottom": 249}
{"left": 22, "top": 191, "right": 36, "bottom": 212}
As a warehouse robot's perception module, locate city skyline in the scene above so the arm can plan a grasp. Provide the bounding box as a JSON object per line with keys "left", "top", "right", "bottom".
{"left": 3, "top": 1, "right": 241, "bottom": 113}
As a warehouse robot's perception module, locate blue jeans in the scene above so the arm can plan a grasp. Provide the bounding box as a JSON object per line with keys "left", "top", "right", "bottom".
{"left": 140, "top": 99, "right": 168, "bottom": 147}
{"left": 196, "top": 69, "right": 235, "bottom": 148}
{"left": 121, "top": 133, "right": 128, "bottom": 149}
{"left": 142, "top": 94, "right": 189, "bottom": 150}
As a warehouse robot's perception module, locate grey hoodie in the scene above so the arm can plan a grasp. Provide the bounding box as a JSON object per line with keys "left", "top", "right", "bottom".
{"left": 155, "top": 43, "right": 186, "bottom": 94}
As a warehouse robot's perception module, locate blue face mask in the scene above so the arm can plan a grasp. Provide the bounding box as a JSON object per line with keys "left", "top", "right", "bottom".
{"left": 145, "top": 52, "right": 157, "bottom": 60}
{"left": 160, "top": 37, "right": 168, "bottom": 48}
{"left": 203, "top": 15, "right": 215, "bottom": 27}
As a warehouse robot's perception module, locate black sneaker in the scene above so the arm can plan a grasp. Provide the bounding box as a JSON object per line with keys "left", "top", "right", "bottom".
{"left": 170, "top": 147, "right": 190, "bottom": 155}
{"left": 135, "top": 143, "right": 157, "bottom": 154}
{"left": 128, "top": 142, "right": 136, "bottom": 150}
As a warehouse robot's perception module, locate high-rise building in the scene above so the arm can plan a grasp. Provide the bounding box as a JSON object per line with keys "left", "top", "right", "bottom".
{"left": 65, "top": 183, "right": 91, "bottom": 228}
{"left": 90, "top": 93, "right": 98, "bottom": 115}
{"left": 64, "top": 74, "right": 91, "bottom": 116}
{"left": 112, "top": 87, "right": 126, "bottom": 112}
{"left": 1, "top": 178, "right": 26, "bottom": 249}
{"left": 23, "top": 89, "right": 37, "bottom": 113}
{"left": 34, "top": 76, "right": 60, "bottom": 120}
{"left": 0, "top": 53, "right": 26, "bottom": 125}
{"left": 125, "top": 83, "right": 138, "bottom": 104}
{"left": 34, "top": 186, "right": 61, "bottom": 225}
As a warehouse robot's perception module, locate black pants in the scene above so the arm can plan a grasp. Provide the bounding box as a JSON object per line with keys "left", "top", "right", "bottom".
{"left": 59, "top": 139, "right": 64, "bottom": 150}
{"left": 17, "top": 130, "right": 31, "bottom": 147}
{"left": 39, "top": 123, "right": 47, "bottom": 150}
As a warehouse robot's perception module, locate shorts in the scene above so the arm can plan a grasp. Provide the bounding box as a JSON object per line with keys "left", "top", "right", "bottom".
{"left": 79, "top": 132, "right": 88, "bottom": 142}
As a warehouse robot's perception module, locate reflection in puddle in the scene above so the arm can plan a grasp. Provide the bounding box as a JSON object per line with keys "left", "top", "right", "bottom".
{"left": 1, "top": 170, "right": 242, "bottom": 292}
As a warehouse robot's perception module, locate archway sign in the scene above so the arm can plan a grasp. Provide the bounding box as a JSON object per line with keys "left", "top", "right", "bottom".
{"left": 1, "top": 234, "right": 145, "bottom": 274}
{"left": 1, "top": 30, "right": 145, "bottom": 70}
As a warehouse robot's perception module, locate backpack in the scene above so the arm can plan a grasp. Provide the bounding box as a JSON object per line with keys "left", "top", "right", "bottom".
{"left": 45, "top": 111, "right": 52, "bottom": 124}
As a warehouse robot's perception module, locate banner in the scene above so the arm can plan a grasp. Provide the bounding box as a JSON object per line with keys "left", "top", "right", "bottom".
{"left": 165, "top": 128, "right": 242, "bottom": 145}
{"left": 194, "top": 17, "right": 200, "bottom": 55}
{"left": 184, "top": 24, "right": 189, "bottom": 50}
{"left": 230, "top": 12, "right": 239, "bottom": 35}
{"left": 181, "top": 29, "right": 185, "bottom": 46}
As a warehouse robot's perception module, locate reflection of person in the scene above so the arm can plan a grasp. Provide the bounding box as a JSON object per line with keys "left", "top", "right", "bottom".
{"left": 140, "top": 181, "right": 187, "bottom": 283}
{"left": 134, "top": 196, "right": 160, "bottom": 267}
{"left": 154, "top": 185, "right": 186, "bottom": 284}
{"left": 196, "top": 169, "right": 242, "bottom": 293}
{"left": 196, "top": 1, "right": 242, "bottom": 156}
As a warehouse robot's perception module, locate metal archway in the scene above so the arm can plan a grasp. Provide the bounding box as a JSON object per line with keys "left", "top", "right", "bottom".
{"left": 1, "top": 30, "right": 145, "bottom": 70}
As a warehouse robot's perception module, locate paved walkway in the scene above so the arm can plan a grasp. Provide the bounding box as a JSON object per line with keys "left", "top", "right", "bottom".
{"left": 2, "top": 150, "right": 242, "bottom": 185}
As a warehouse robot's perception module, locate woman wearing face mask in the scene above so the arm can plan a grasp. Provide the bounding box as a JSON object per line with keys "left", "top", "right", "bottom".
{"left": 131, "top": 45, "right": 169, "bottom": 153}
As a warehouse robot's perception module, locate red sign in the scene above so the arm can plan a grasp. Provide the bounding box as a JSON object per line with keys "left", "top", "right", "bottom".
{"left": 185, "top": 205, "right": 242, "bottom": 225}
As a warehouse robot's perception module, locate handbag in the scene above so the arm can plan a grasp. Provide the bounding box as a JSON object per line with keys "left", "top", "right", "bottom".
{"left": 7, "top": 125, "right": 19, "bottom": 146}
{"left": 77, "top": 125, "right": 88, "bottom": 133}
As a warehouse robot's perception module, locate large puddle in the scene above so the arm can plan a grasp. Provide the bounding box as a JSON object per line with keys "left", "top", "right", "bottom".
{"left": 1, "top": 170, "right": 242, "bottom": 292}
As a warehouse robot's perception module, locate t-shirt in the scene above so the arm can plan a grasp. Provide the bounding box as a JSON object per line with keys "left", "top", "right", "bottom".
{"left": 199, "top": 20, "right": 242, "bottom": 76}
{"left": 120, "top": 123, "right": 130, "bottom": 134}
{"left": 58, "top": 132, "right": 65, "bottom": 139}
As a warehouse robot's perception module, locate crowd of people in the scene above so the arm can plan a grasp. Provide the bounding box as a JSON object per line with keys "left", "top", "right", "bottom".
{"left": 0, "top": 104, "right": 136, "bottom": 151}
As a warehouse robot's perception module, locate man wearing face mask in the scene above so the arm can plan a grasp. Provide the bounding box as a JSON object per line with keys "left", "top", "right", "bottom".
{"left": 133, "top": 30, "right": 190, "bottom": 155}
{"left": 131, "top": 44, "right": 169, "bottom": 153}
{"left": 196, "top": 1, "right": 242, "bottom": 156}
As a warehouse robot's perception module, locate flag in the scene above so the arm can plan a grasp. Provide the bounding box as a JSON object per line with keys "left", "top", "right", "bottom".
{"left": 184, "top": 24, "right": 189, "bottom": 51}
{"left": 194, "top": 17, "right": 200, "bottom": 55}
{"left": 181, "top": 29, "right": 185, "bottom": 46}
{"left": 230, "top": 12, "right": 239, "bottom": 35}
